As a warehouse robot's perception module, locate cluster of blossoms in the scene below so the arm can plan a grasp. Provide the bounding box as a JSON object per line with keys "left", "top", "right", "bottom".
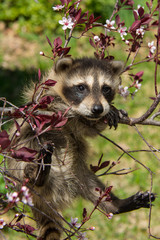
{"left": 52, "top": 3, "right": 75, "bottom": 31}
{"left": 0, "top": 219, "right": 6, "bottom": 229}
{"left": 70, "top": 218, "right": 88, "bottom": 240}
{"left": 7, "top": 191, "right": 20, "bottom": 203}
{"left": 104, "top": 19, "right": 127, "bottom": 40}
{"left": 119, "top": 80, "right": 142, "bottom": 99}
{"left": 21, "top": 186, "right": 34, "bottom": 206}
{"left": 148, "top": 41, "right": 156, "bottom": 56}
{"left": 118, "top": 85, "right": 130, "bottom": 98}
{"left": 70, "top": 217, "right": 96, "bottom": 239}
{"left": 7, "top": 186, "right": 33, "bottom": 207}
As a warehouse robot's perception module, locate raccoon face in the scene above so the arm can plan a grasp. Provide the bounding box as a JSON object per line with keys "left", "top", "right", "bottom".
{"left": 54, "top": 57, "right": 124, "bottom": 120}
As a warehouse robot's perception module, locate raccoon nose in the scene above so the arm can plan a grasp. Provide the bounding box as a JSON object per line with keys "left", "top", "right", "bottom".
{"left": 92, "top": 104, "right": 103, "bottom": 115}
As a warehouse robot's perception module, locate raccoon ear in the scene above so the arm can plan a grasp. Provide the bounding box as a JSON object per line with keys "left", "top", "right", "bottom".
{"left": 110, "top": 61, "right": 124, "bottom": 75}
{"left": 55, "top": 57, "right": 73, "bottom": 73}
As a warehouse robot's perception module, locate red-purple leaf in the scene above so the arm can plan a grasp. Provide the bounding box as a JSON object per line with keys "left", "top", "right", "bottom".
{"left": 98, "top": 154, "right": 103, "bottom": 166}
{"left": 135, "top": 71, "right": 144, "bottom": 79}
{"left": 51, "top": 111, "right": 68, "bottom": 128}
{"left": 130, "top": 20, "right": 141, "bottom": 32}
{"left": 89, "top": 38, "right": 96, "bottom": 48}
{"left": 126, "top": 0, "right": 134, "bottom": 6}
{"left": 58, "top": 47, "right": 71, "bottom": 56}
{"left": 146, "top": 1, "right": 150, "bottom": 10}
{"left": 150, "top": 97, "right": 156, "bottom": 101}
{"left": 15, "top": 214, "right": 24, "bottom": 223}
{"left": 0, "top": 130, "right": 11, "bottom": 150}
{"left": 60, "top": 0, "right": 65, "bottom": 5}
{"left": 99, "top": 161, "right": 110, "bottom": 170}
{"left": 83, "top": 208, "right": 87, "bottom": 218}
{"left": 38, "top": 96, "right": 54, "bottom": 109}
{"left": 90, "top": 164, "right": 100, "bottom": 173}
{"left": 34, "top": 114, "right": 52, "bottom": 133}
{"left": 44, "top": 79, "right": 57, "bottom": 86}
{"left": 46, "top": 35, "right": 52, "bottom": 48}
{"left": 66, "top": 0, "right": 72, "bottom": 6}
{"left": 133, "top": 10, "right": 139, "bottom": 21}
{"left": 141, "top": 14, "right": 152, "bottom": 25}
{"left": 93, "top": 15, "right": 101, "bottom": 23}
{"left": 14, "top": 120, "right": 21, "bottom": 133}
{"left": 138, "top": 6, "right": 144, "bottom": 17}
{"left": 12, "top": 147, "right": 37, "bottom": 162}
{"left": 16, "top": 222, "right": 35, "bottom": 234}
{"left": 152, "top": 20, "right": 158, "bottom": 26}
{"left": 115, "top": 15, "right": 120, "bottom": 26}
{"left": 54, "top": 37, "right": 62, "bottom": 48}
{"left": 78, "top": 11, "right": 88, "bottom": 24}
{"left": 75, "top": 8, "right": 82, "bottom": 22}
{"left": 103, "top": 186, "right": 113, "bottom": 196}
{"left": 54, "top": 118, "right": 68, "bottom": 128}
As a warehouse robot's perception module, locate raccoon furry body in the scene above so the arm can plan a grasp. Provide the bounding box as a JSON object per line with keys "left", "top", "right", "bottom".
{"left": 7, "top": 57, "right": 155, "bottom": 240}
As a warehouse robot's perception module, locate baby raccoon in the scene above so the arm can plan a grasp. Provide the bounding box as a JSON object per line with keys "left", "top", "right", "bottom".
{"left": 8, "top": 57, "right": 155, "bottom": 240}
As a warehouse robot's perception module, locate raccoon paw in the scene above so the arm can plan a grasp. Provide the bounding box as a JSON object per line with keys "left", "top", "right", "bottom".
{"left": 133, "top": 191, "right": 156, "bottom": 209}
{"left": 24, "top": 144, "right": 53, "bottom": 186}
{"left": 24, "top": 164, "right": 38, "bottom": 183}
{"left": 105, "top": 105, "right": 119, "bottom": 129}
{"left": 35, "top": 143, "right": 53, "bottom": 186}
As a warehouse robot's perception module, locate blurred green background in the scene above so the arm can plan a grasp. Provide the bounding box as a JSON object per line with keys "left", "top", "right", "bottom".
{"left": 0, "top": 0, "right": 160, "bottom": 239}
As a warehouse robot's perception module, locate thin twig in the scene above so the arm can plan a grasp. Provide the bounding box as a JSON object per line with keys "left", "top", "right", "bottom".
{"left": 134, "top": 126, "right": 160, "bottom": 161}
{"left": 98, "top": 132, "right": 152, "bottom": 173}
{"left": 154, "top": 3, "right": 160, "bottom": 96}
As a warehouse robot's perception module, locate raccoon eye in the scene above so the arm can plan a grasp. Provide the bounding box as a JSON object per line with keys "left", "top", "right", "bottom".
{"left": 76, "top": 84, "right": 86, "bottom": 92}
{"left": 102, "top": 85, "right": 112, "bottom": 95}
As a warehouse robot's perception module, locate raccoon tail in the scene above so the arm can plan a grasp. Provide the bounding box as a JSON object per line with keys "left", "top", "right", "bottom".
{"left": 38, "top": 220, "right": 61, "bottom": 240}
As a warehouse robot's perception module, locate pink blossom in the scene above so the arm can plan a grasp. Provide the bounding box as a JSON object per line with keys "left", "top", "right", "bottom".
{"left": 21, "top": 186, "right": 34, "bottom": 206}
{"left": 78, "top": 232, "right": 88, "bottom": 240}
{"left": 39, "top": 51, "right": 44, "bottom": 56}
{"left": 104, "top": 19, "right": 115, "bottom": 31}
{"left": 76, "top": 1, "right": 80, "bottom": 8}
{"left": 70, "top": 217, "right": 81, "bottom": 228}
{"left": 59, "top": 16, "right": 75, "bottom": 30}
{"left": 136, "top": 26, "right": 145, "bottom": 37}
{"left": 119, "top": 85, "right": 130, "bottom": 98}
{"left": 125, "top": 40, "right": 130, "bottom": 45}
{"left": 118, "top": 26, "right": 127, "bottom": 40}
{"left": 52, "top": 5, "right": 64, "bottom": 11}
{"left": 135, "top": 80, "right": 141, "bottom": 90}
{"left": 7, "top": 192, "right": 20, "bottom": 203}
{"left": 148, "top": 41, "right": 156, "bottom": 54}
{"left": 0, "top": 219, "right": 6, "bottom": 229}
{"left": 108, "top": 213, "right": 113, "bottom": 219}
{"left": 21, "top": 186, "right": 27, "bottom": 192}
{"left": 89, "top": 226, "right": 95, "bottom": 231}
{"left": 94, "top": 35, "right": 100, "bottom": 42}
